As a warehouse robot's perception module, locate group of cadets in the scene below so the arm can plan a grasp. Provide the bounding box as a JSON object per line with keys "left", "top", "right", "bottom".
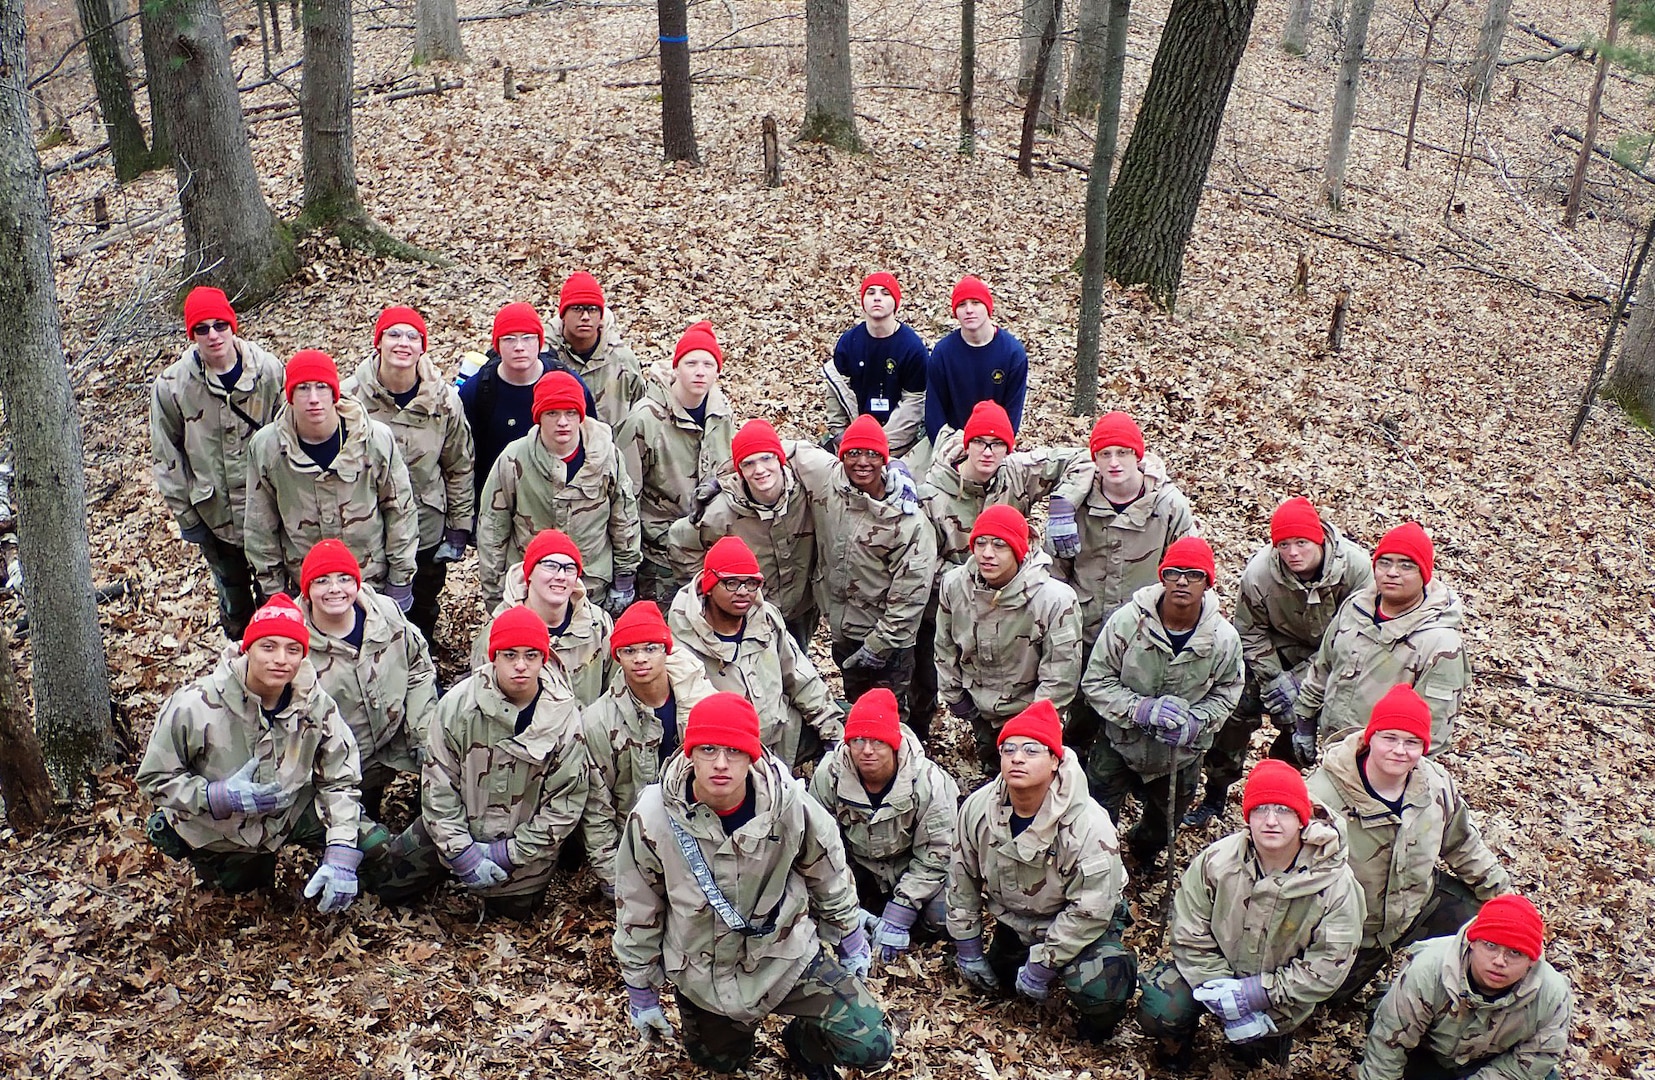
{"left": 142, "top": 275, "right": 1571, "bottom": 1079}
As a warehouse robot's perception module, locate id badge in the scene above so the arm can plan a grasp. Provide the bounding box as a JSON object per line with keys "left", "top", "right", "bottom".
{"left": 869, "top": 397, "right": 890, "bottom": 413}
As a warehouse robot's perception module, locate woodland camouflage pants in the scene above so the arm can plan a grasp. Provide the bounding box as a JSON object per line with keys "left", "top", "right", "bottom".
{"left": 372, "top": 818, "right": 547, "bottom": 921}
{"left": 984, "top": 907, "right": 1139, "bottom": 1038}
{"left": 144, "top": 802, "right": 392, "bottom": 894}
{"left": 1138, "top": 958, "right": 1294, "bottom": 1064}
{"left": 196, "top": 530, "right": 258, "bottom": 640}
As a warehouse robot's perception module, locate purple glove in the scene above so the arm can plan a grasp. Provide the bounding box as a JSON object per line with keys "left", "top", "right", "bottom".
{"left": 303, "top": 844, "right": 362, "bottom": 913}
{"left": 875, "top": 901, "right": 919, "bottom": 960}
{"left": 1046, "top": 497, "right": 1079, "bottom": 558}
{"left": 954, "top": 936, "right": 1000, "bottom": 991}
{"left": 1015, "top": 960, "right": 1058, "bottom": 1001}
{"left": 449, "top": 841, "right": 509, "bottom": 889}
{"left": 206, "top": 758, "right": 285, "bottom": 819}
{"left": 433, "top": 528, "right": 469, "bottom": 564}
{"left": 838, "top": 925, "right": 872, "bottom": 979}
{"left": 385, "top": 581, "right": 414, "bottom": 613}
{"left": 485, "top": 839, "right": 514, "bottom": 872}
{"left": 625, "top": 984, "right": 673, "bottom": 1039}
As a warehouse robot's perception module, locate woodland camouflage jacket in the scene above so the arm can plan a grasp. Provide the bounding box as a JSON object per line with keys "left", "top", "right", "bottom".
{"left": 1236, "top": 520, "right": 1374, "bottom": 684}
{"left": 547, "top": 308, "right": 649, "bottom": 429}
{"left": 935, "top": 551, "right": 1084, "bottom": 720}
{"left": 664, "top": 466, "right": 818, "bottom": 624}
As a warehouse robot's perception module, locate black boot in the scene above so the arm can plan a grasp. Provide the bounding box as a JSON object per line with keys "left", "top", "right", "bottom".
{"left": 1153, "top": 1036, "right": 1195, "bottom": 1072}
{"left": 781, "top": 1019, "right": 839, "bottom": 1080}
{"left": 1181, "top": 790, "right": 1226, "bottom": 828}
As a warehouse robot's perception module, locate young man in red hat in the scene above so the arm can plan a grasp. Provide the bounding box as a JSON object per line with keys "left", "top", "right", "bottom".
{"left": 546, "top": 272, "right": 646, "bottom": 428}
{"left": 1307, "top": 684, "right": 1510, "bottom": 1003}
{"left": 669, "top": 537, "right": 842, "bottom": 768}
{"left": 1080, "top": 535, "right": 1243, "bottom": 866}
{"left": 1361, "top": 894, "right": 1572, "bottom": 1080}
{"left": 244, "top": 350, "right": 419, "bottom": 608}
{"left": 613, "top": 693, "right": 890, "bottom": 1080}
{"left": 823, "top": 272, "right": 929, "bottom": 462}
{"left": 947, "top": 699, "right": 1137, "bottom": 1043}
{"left": 477, "top": 369, "right": 641, "bottom": 614}
{"left": 924, "top": 274, "right": 1028, "bottom": 443}
{"left": 342, "top": 305, "right": 475, "bottom": 644}
{"left": 1290, "top": 521, "right": 1470, "bottom": 763}
{"left": 1184, "top": 495, "right": 1372, "bottom": 827}
{"left": 1139, "top": 759, "right": 1363, "bottom": 1069}
{"left": 151, "top": 286, "right": 287, "bottom": 637}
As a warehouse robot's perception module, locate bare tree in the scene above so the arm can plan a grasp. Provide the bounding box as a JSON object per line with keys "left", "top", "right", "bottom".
{"left": 1066, "top": 0, "right": 1110, "bottom": 116}
{"left": 300, "top": 0, "right": 365, "bottom": 227}
{"left": 1465, "top": 0, "right": 1513, "bottom": 99}
{"left": 1282, "top": 0, "right": 1314, "bottom": 54}
{"left": 960, "top": 0, "right": 977, "bottom": 153}
{"left": 1609, "top": 235, "right": 1655, "bottom": 428}
{"left": 1020, "top": 0, "right": 1057, "bottom": 93}
{"left": 75, "top": 0, "right": 152, "bottom": 182}
{"left": 657, "top": 0, "right": 698, "bottom": 162}
{"left": 1018, "top": 0, "right": 1063, "bottom": 175}
{"left": 1323, "top": 0, "right": 1376, "bottom": 210}
{"left": 799, "top": 0, "right": 861, "bottom": 150}
{"left": 1564, "top": 2, "right": 1617, "bottom": 229}
{"left": 0, "top": 622, "right": 56, "bottom": 833}
{"left": 414, "top": 0, "right": 464, "bottom": 62}
{"left": 0, "top": 0, "right": 117, "bottom": 802}
{"left": 1403, "top": 0, "right": 1452, "bottom": 171}
{"left": 1074, "top": 0, "right": 1130, "bottom": 413}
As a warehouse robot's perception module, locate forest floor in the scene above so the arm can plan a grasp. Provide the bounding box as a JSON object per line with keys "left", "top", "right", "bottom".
{"left": 5, "top": 0, "right": 1655, "bottom": 1076}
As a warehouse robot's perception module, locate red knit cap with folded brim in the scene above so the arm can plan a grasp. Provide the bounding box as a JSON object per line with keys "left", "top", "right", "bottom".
{"left": 610, "top": 600, "right": 673, "bottom": 657}
{"left": 284, "top": 350, "right": 341, "bottom": 401}
{"left": 1159, "top": 536, "right": 1217, "bottom": 584}
{"left": 700, "top": 536, "right": 762, "bottom": 595}
{"left": 845, "top": 688, "right": 901, "bottom": 750}
{"left": 731, "top": 418, "right": 786, "bottom": 468}
{"left": 184, "top": 287, "right": 237, "bottom": 336}
{"left": 1362, "top": 683, "right": 1432, "bottom": 753}
{"left": 860, "top": 272, "right": 902, "bottom": 310}
{"left": 1242, "top": 759, "right": 1312, "bottom": 826}
{"left": 524, "top": 528, "right": 583, "bottom": 581}
{"left": 951, "top": 275, "right": 994, "bottom": 316}
{"left": 532, "top": 370, "right": 588, "bottom": 423}
{"left": 684, "top": 692, "right": 764, "bottom": 761}
{"left": 558, "top": 272, "right": 605, "bottom": 314}
{"left": 1466, "top": 894, "right": 1545, "bottom": 961}
{"left": 374, "top": 305, "right": 427, "bottom": 349}
{"left": 962, "top": 400, "right": 1016, "bottom": 450}
{"left": 1270, "top": 496, "right": 1325, "bottom": 546}
{"left": 1374, "top": 522, "right": 1435, "bottom": 584}
{"left": 838, "top": 414, "right": 889, "bottom": 462}
{"left": 492, "top": 302, "right": 545, "bottom": 351}
{"left": 489, "top": 605, "right": 550, "bottom": 660}
{"left": 969, "top": 503, "right": 1031, "bottom": 564}
{"left": 1089, "top": 411, "right": 1145, "bottom": 459}
{"left": 997, "top": 699, "right": 1063, "bottom": 757}
{"left": 300, "top": 538, "right": 362, "bottom": 597}
{"left": 674, "top": 320, "right": 724, "bottom": 369}
{"left": 242, "top": 594, "right": 309, "bottom": 655}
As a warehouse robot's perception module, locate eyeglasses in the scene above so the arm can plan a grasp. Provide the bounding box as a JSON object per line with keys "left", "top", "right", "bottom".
{"left": 842, "top": 449, "right": 884, "bottom": 463}
{"left": 1374, "top": 556, "right": 1420, "bottom": 574}
{"left": 498, "top": 333, "right": 540, "bottom": 347}
{"left": 535, "top": 558, "right": 580, "bottom": 576}
{"left": 191, "top": 320, "right": 232, "bottom": 336}
{"left": 1160, "top": 568, "right": 1208, "bottom": 584}
{"left": 564, "top": 304, "right": 600, "bottom": 317}
{"left": 1248, "top": 804, "right": 1298, "bottom": 822}
{"left": 847, "top": 737, "right": 890, "bottom": 751}
{"left": 966, "top": 437, "right": 1008, "bottom": 453}
{"left": 380, "top": 328, "right": 421, "bottom": 343}
{"left": 714, "top": 575, "right": 764, "bottom": 594}
{"left": 1469, "top": 939, "right": 1531, "bottom": 964}
{"left": 1095, "top": 447, "right": 1137, "bottom": 462}
{"left": 616, "top": 643, "right": 666, "bottom": 659}
{"left": 999, "top": 741, "right": 1050, "bottom": 759}
{"left": 691, "top": 744, "right": 751, "bottom": 762}
{"left": 973, "top": 537, "right": 1012, "bottom": 552}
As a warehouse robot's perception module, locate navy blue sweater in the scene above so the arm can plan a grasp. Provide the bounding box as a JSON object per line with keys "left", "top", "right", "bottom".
{"left": 831, "top": 323, "right": 929, "bottom": 424}
{"left": 924, "top": 327, "right": 1028, "bottom": 441}
{"left": 460, "top": 352, "right": 596, "bottom": 496}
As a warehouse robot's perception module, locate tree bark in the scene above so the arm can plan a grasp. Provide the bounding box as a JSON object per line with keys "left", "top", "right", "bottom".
{"left": 140, "top": 0, "right": 296, "bottom": 303}
{"left": 1609, "top": 246, "right": 1655, "bottom": 429}
{"left": 1020, "top": 0, "right": 1056, "bottom": 94}
{"left": 414, "top": 0, "right": 463, "bottom": 62}
{"left": 1103, "top": 0, "right": 1258, "bottom": 310}
{"left": 657, "top": 0, "right": 698, "bottom": 162}
{"left": 1465, "top": 0, "right": 1512, "bottom": 101}
{"left": 136, "top": 0, "right": 170, "bottom": 159}
{"left": 1322, "top": 0, "right": 1376, "bottom": 211}
{"left": 0, "top": 0, "right": 117, "bottom": 803}
{"left": 1563, "top": 3, "right": 1615, "bottom": 230}
{"left": 1403, "top": 0, "right": 1451, "bottom": 171}
{"left": 960, "top": 0, "right": 976, "bottom": 153}
{"left": 75, "top": 0, "right": 151, "bottom": 182}
{"left": 1066, "top": 0, "right": 1110, "bottom": 116}
{"left": 300, "top": 0, "right": 363, "bottom": 225}
{"left": 1074, "top": 0, "right": 1129, "bottom": 414}
{"left": 1018, "top": 0, "right": 1063, "bottom": 175}
{"left": 1282, "top": 0, "right": 1313, "bottom": 54}
{"left": 799, "top": 0, "right": 861, "bottom": 150}
{"left": 0, "top": 622, "right": 57, "bottom": 834}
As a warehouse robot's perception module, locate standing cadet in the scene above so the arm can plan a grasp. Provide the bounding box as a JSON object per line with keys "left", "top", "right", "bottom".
{"left": 822, "top": 272, "right": 928, "bottom": 461}
{"left": 924, "top": 275, "right": 1028, "bottom": 443}
{"left": 150, "top": 286, "right": 285, "bottom": 637}
{"left": 546, "top": 272, "right": 648, "bottom": 428}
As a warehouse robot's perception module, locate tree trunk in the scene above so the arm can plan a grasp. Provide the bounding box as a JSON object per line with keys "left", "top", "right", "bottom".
{"left": 300, "top": 0, "right": 363, "bottom": 226}
{"left": 140, "top": 0, "right": 296, "bottom": 303}
{"left": 136, "top": 0, "right": 170, "bottom": 159}
{"left": 798, "top": 0, "right": 861, "bottom": 150}
{"left": 0, "top": 0, "right": 117, "bottom": 803}
{"left": 1609, "top": 248, "right": 1655, "bottom": 427}
{"left": 959, "top": 0, "right": 976, "bottom": 153}
{"left": 1322, "top": 0, "right": 1376, "bottom": 211}
{"left": 1281, "top": 0, "right": 1313, "bottom": 54}
{"left": 1103, "top": 0, "right": 1258, "bottom": 310}
{"left": 657, "top": 0, "right": 698, "bottom": 162}
{"left": 1018, "top": 0, "right": 1063, "bottom": 176}
{"left": 413, "top": 0, "right": 463, "bottom": 62}
{"left": 1066, "top": 0, "right": 1110, "bottom": 116}
{"left": 1019, "top": 0, "right": 1056, "bottom": 94}
{"left": 1464, "top": 0, "right": 1512, "bottom": 101}
{"left": 1402, "top": 0, "right": 1451, "bottom": 171}
{"left": 75, "top": 0, "right": 151, "bottom": 182}
{"left": 1074, "top": 0, "right": 1129, "bottom": 414}
{"left": 0, "top": 622, "right": 57, "bottom": 834}
{"left": 1563, "top": 4, "right": 1615, "bottom": 230}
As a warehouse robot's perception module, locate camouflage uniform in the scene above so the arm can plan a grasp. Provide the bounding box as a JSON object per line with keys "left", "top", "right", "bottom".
{"left": 614, "top": 364, "right": 736, "bottom": 601}
{"left": 1293, "top": 579, "right": 1471, "bottom": 756}
{"left": 580, "top": 650, "right": 717, "bottom": 887}
{"left": 468, "top": 573, "right": 614, "bottom": 706}
{"left": 476, "top": 419, "right": 641, "bottom": 609}
{"left": 936, "top": 550, "right": 1085, "bottom": 768}
{"left": 822, "top": 360, "right": 927, "bottom": 462}
{"left": 1139, "top": 804, "right": 1364, "bottom": 1044}
{"left": 667, "top": 585, "right": 843, "bottom": 769}
{"left": 244, "top": 397, "right": 420, "bottom": 597}
{"left": 1080, "top": 584, "right": 1244, "bottom": 858}
{"left": 947, "top": 750, "right": 1138, "bottom": 1036}
{"left": 808, "top": 725, "right": 959, "bottom": 917}
{"left": 614, "top": 751, "right": 892, "bottom": 1074}
{"left": 1307, "top": 731, "right": 1510, "bottom": 1000}
{"left": 1361, "top": 930, "right": 1572, "bottom": 1080}
{"left": 137, "top": 648, "right": 371, "bottom": 891}
{"left": 547, "top": 308, "right": 648, "bottom": 429}
{"left": 149, "top": 338, "right": 286, "bottom": 635}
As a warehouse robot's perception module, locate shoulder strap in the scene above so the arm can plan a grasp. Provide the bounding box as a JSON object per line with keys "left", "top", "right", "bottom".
{"left": 666, "top": 814, "right": 777, "bottom": 937}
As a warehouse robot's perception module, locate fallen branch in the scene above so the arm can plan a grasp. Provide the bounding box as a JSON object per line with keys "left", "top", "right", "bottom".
{"left": 1483, "top": 137, "right": 1615, "bottom": 288}
{"left": 249, "top": 79, "right": 464, "bottom": 124}
{"left": 1224, "top": 190, "right": 1428, "bottom": 267}
{"left": 1482, "top": 668, "right": 1655, "bottom": 710}
{"left": 1552, "top": 126, "right": 1655, "bottom": 189}
{"left": 57, "top": 208, "right": 181, "bottom": 260}
{"left": 1499, "top": 44, "right": 1582, "bottom": 67}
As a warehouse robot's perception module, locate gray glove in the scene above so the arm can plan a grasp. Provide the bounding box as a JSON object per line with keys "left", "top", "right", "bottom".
{"left": 450, "top": 841, "right": 510, "bottom": 889}
{"left": 625, "top": 984, "right": 674, "bottom": 1041}
{"left": 178, "top": 521, "right": 213, "bottom": 546}
{"left": 1046, "top": 497, "right": 1080, "bottom": 558}
{"left": 303, "top": 845, "right": 362, "bottom": 914}
{"left": 1193, "top": 976, "right": 1269, "bottom": 1021}
{"left": 206, "top": 758, "right": 287, "bottom": 819}
{"left": 690, "top": 475, "right": 723, "bottom": 521}
{"left": 955, "top": 936, "right": 1001, "bottom": 991}
{"left": 1149, "top": 699, "right": 1200, "bottom": 748}
{"left": 886, "top": 460, "right": 918, "bottom": 509}
{"left": 1291, "top": 715, "right": 1319, "bottom": 767}
{"left": 842, "top": 645, "right": 886, "bottom": 672}
{"left": 1134, "top": 695, "right": 1191, "bottom": 734}
{"left": 433, "top": 527, "right": 469, "bottom": 564}
{"left": 385, "top": 581, "right": 414, "bottom": 613}
{"left": 1261, "top": 670, "right": 1301, "bottom": 717}
{"left": 607, "top": 572, "right": 636, "bottom": 615}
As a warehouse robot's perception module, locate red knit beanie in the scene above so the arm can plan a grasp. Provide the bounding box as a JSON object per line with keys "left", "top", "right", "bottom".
{"left": 284, "top": 350, "right": 341, "bottom": 401}
{"left": 1270, "top": 497, "right": 1326, "bottom": 546}
{"left": 684, "top": 692, "right": 764, "bottom": 761}
{"left": 700, "top": 536, "right": 762, "bottom": 595}
{"left": 532, "top": 370, "right": 588, "bottom": 423}
{"left": 242, "top": 594, "right": 309, "bottom": 656}
{"left": 1242, "top": 759, "right": 1312, "bottom": 826}
{"left": 860, "top": 272, "right": 902, "bottom": 310}
{"left": 969, "top": 504, "right": 1031, "bottom": 564}
{"left": 1467, "top": 894, "right": 1545, "bottom": 962}
{"left": 1374, "top": 522, "right": 1435, "bottom": 584}
{"left": 299, "top": 538, "right": 362, "bottom": 597}
{"left": 731, "top": 419, "right": 786, "bottom": 467}
{"left": 962, "top": 400, "right": 1016, "bottom": 450}
{"left": 610, "top": 600, "right": 673, "bottom": 657}
{"left": 558, "top": 272, "right": 605, "bottom": 314}
{"left": 1159, "top": 536, "right": 1217, "bottom": 584}
{"left": 1089, "top": 412, "right": 1145, "bottom": 459}
{"left": 997, "top": 699, "right": 1063, "bottom": 757}
{"left": 488, "top": 605, "right": 550, "bottom": 660}
{"left": 492, "top": 302, "right": 545, "bottom": 351}
{"left": 1362, "top": 683, "right": 1432, "bottom": 753}
{"left": 184, "top": 287, "right": 237, "bottom": 336}
{"left": 838, "top": 414, "right": 889, "bottom": 462}
{"left": 374, "top": 305, "right": 427, "bottom": 349}
{"left": 524, "top": 528, "right": 583, "bottom": 581}
{"left": 951, "top": 275, "right": 994, "bottom": 316}
{"left": 673, "top": 320, "right": 724, "bottom": 369}
{"left": 844, "top": 688, "right": 901, "bottom": 750}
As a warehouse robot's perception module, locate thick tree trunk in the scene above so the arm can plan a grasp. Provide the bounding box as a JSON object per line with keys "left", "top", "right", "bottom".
{"left": 413, "top": 0, "right": 463, "bottom": 62}
{"left": 136, "top": 0, "right": 170, "bottom": 158}
{"left": 1074, "top": 0, "right": 1130, "bottom": 414}
{"left": 1563, "top": 4, "right": 1615, "bottom": 230}
{"left": 799, "top": 0, "right": 861, "bottom": 150}
{"left": 75, "top": 0, "right": 151, "bottom": 182}
{"left": 1018, "top": 0, "right": 1063, "bottom": 175}
{"left": 140, "top": 0, "right": 296, "bottom": 303}
{"left": 1103, "top": 0, "right": 1257, "bottom": 309}
{"left": 1609, "top": 254, "right": 1655, "bottom": 427}
{"left": 657, "top": 0, "right": 698, "bottom": 162}
{"left": 1322, "top": 0, "right": 1376, "bottom": 211}
{"left": 1281, "top": 0, "right": 1313, "bottom": 54}
{"left": 300, "top": 0, "right": 362, "bottom": 225}
{"left": 0, "top": 622, "right": 57, "bottom": 834}
{"left": 1066, "top": 0, "right": 1110, "bottom": 116}
{"left": 0, "top": 0, "right": 117, "bottom": 803}
{"left": 960, "top": 0, "right": 976, "bottom": 153}
{"left": 1464, "top": 0, "right": 1512, "bottom": 99}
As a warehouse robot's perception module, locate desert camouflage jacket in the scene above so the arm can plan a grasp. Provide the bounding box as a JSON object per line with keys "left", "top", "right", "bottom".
{"left": 1236, "top": 519, "right": 1374, "bottom": 684}
{"left": 614, "top": 363, "right": 736, "bottom": 566}
{"left": 935, "top": 551, "right": 1084, "bottom": 720}
{"left": 665, "top": 466, "right": 818, "bottom": 624}
{"left": 547, "top": 309, "right": 649, "bottom": 429}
